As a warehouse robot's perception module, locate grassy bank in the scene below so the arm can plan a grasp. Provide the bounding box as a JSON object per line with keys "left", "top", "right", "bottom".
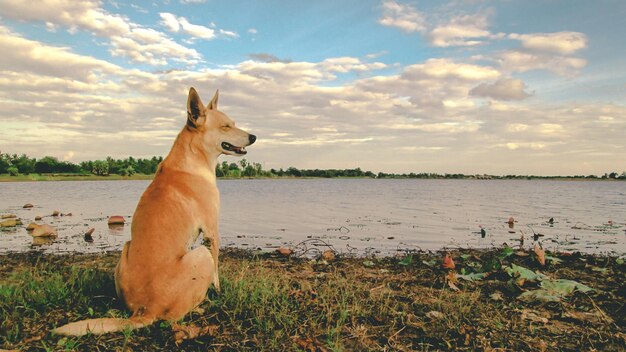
{"left": 1, "top": 248, "right": 624, "bottom": 351}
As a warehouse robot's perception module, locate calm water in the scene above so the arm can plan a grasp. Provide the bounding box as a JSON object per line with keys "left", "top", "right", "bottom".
{"left": 1, "top": 179, "right": 625, "bottom": 255}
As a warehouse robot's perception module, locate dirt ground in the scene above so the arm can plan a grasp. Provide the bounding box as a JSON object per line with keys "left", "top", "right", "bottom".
{"left": 1, "top": 246, "right": 625, "bottom": 351}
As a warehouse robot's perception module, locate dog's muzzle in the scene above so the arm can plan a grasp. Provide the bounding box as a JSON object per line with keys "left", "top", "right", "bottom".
{"left": 221, "top": 142, "right": 247, "bottom": 155}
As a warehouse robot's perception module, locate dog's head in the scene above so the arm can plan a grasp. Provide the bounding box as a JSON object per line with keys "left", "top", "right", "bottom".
{"left": 186, "top": 87, "right": 256, "bottom": 156}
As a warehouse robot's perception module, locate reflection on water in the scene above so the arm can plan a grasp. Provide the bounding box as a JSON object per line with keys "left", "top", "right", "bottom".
{"left": 1, "top": 179, "right": 625, "bottom": 255}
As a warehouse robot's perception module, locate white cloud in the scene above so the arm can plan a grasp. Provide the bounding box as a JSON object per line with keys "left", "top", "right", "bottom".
{"left": 0, "top": 0, "right": 200, "bottom": 65}
{"left": 429, "top": 14, "right": 492, "bottom": 47}
{"left": 219, "top": 29, "right": 239, "bottom": 39}
{"left": 248, "top": 28, "right": 258, "bottom": 35}
{"left": 177, "top": 17, "right": 215, "bottom": 39}
{"left": 159, "top": 12, "right": 239, "bottom": 40}
{"left": 378, "top": 0, "right": 425, "bottom": 33}
{"left": 402, "top": 58, "right": 500, "bottom": 81}
{"left": 180, "top": 0, "right": 206, "bottom": 3}
{"left": 509, "top": 31, "right": 587, "bottom": 55}
{"left": 320, "top": 57, "right": 387, "bottom": 73}
{"left": 497, "top": 50, "right": 586, "bottom": 76}
{"left": 470, "top": 78, "right": 532, "bottom": 101}
{"left": 159, "top": 12, "right": 180, "bottom": 32}
{"left": 0, "top": 25, "right": 121, "bottom": 80}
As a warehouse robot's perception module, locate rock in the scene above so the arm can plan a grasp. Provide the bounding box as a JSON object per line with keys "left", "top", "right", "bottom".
{"left": 84, "top": 228, "right": 95, "bottom": 242}
{"left": 321, "top": 250, "right": 336, "bottom": 261}
{"left": 1, "top": 214, "right": 17, "bottom": 219}
{"left": 0, "top": 218, "right": 21, "bottom": 227}
{"left": 61, "top": 213, "right": 72, "bottom": 217}
{"left": 26, "top": 223, "right": 41, "bottom": 231}
{"left": 34, "top": 216, "right": 43, "bottom": 221}
{"left": 23, "top": 203, "right": 34, "bottom": 208}
{"left": 108, "top": 215, "right": 125, "bottom": 225}
{"left": 31, "top": 224, "right": 57, "bottom": 237}
{"left": 277, "top": 247, "right": 292, "bottom": 257}
{"left": 52, "top": 210, "right": 60, "bottom": 217}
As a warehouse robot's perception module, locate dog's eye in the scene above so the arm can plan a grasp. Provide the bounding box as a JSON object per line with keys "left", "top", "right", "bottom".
{"left": 221, "top": 125, "right": 231, "bottom": 130}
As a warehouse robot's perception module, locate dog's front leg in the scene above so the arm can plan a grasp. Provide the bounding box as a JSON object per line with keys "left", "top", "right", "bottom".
{"left": 202, "top": 227, "right": 220, "bottom": 291}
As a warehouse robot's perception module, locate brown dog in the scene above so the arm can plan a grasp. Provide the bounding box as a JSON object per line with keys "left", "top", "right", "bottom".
{"left": 53, "top": 87, "right": 255, "bottom": 335}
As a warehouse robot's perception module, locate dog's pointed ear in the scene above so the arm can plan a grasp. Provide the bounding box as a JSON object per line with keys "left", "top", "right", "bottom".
{"left": 207, "top": 89, "right": 219, "bottom": 110}
{"left": 187, "top": 87, "right": 206, "bottom": 128}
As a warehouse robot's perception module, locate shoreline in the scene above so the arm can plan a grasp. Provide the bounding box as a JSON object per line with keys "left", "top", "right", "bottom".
{"left": 1, "top": 174, "right": 624, "bottom": 182}
{"left": 1, "top": 247, "right": 624, "bottom": 351}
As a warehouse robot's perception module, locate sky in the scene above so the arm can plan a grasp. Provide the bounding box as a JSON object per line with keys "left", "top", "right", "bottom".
{"left": 0, "top": 0, "right": 625, "bottom": 176}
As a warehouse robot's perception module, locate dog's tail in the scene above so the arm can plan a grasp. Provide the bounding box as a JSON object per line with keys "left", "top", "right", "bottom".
{"left": 52, "top": 316, "right": 153, "bottom": 336}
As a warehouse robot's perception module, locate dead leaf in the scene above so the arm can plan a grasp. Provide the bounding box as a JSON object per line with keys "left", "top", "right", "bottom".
{"left": 447, "top": 280, "right": 460, "bottom": 292}
{"left": 534, "top": 244, "right": 546, "bottom": 266}
{"left": 520, "top": 309, "right": 549, "bottom": 324}
{"left": 515, "top": 250, "right": 529, "bottom": 257}
{"left": 563, "top": 310, "right": 613, "bottom": 325}
{"left": 321, "top": 250, "right": 335, "bottom": 261}
{"left": 426, "top": 311, "right": 445, "bottom": 320}
{"left": 442, "top": 253, "right": 455, "bottom": 269}
{"left": 172, "top": 323, "right": 218, "bottom": 345}
{"left": 490, "top": 292, "right": 504, "bottom": 301}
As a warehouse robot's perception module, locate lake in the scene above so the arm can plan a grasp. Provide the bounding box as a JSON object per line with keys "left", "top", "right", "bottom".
{"left": 1, "top": 179, "right": 625, "bottom": 256}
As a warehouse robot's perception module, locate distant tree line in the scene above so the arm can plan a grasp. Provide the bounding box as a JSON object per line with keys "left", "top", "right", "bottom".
{"left": 1, "top": 151, "right": 625, "bottom": 180}
{"left": 0, "top": 152, "right": 162, "bottom": 177}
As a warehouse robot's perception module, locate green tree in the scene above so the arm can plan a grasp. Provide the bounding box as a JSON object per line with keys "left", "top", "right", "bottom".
{"left": 35, "top": 156, "right": 60, "bottom": 174}
{"left": 92, "top": 160, "right": 109, "bottom": 176}
{"left": 14, "top": 154, "right": 35, "bottom": 174}
{"left": 0, "top": 153, "right": 10, "bottom": 174}
{"left": 7, "top": 166, "right": 19, "bottom": 176}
